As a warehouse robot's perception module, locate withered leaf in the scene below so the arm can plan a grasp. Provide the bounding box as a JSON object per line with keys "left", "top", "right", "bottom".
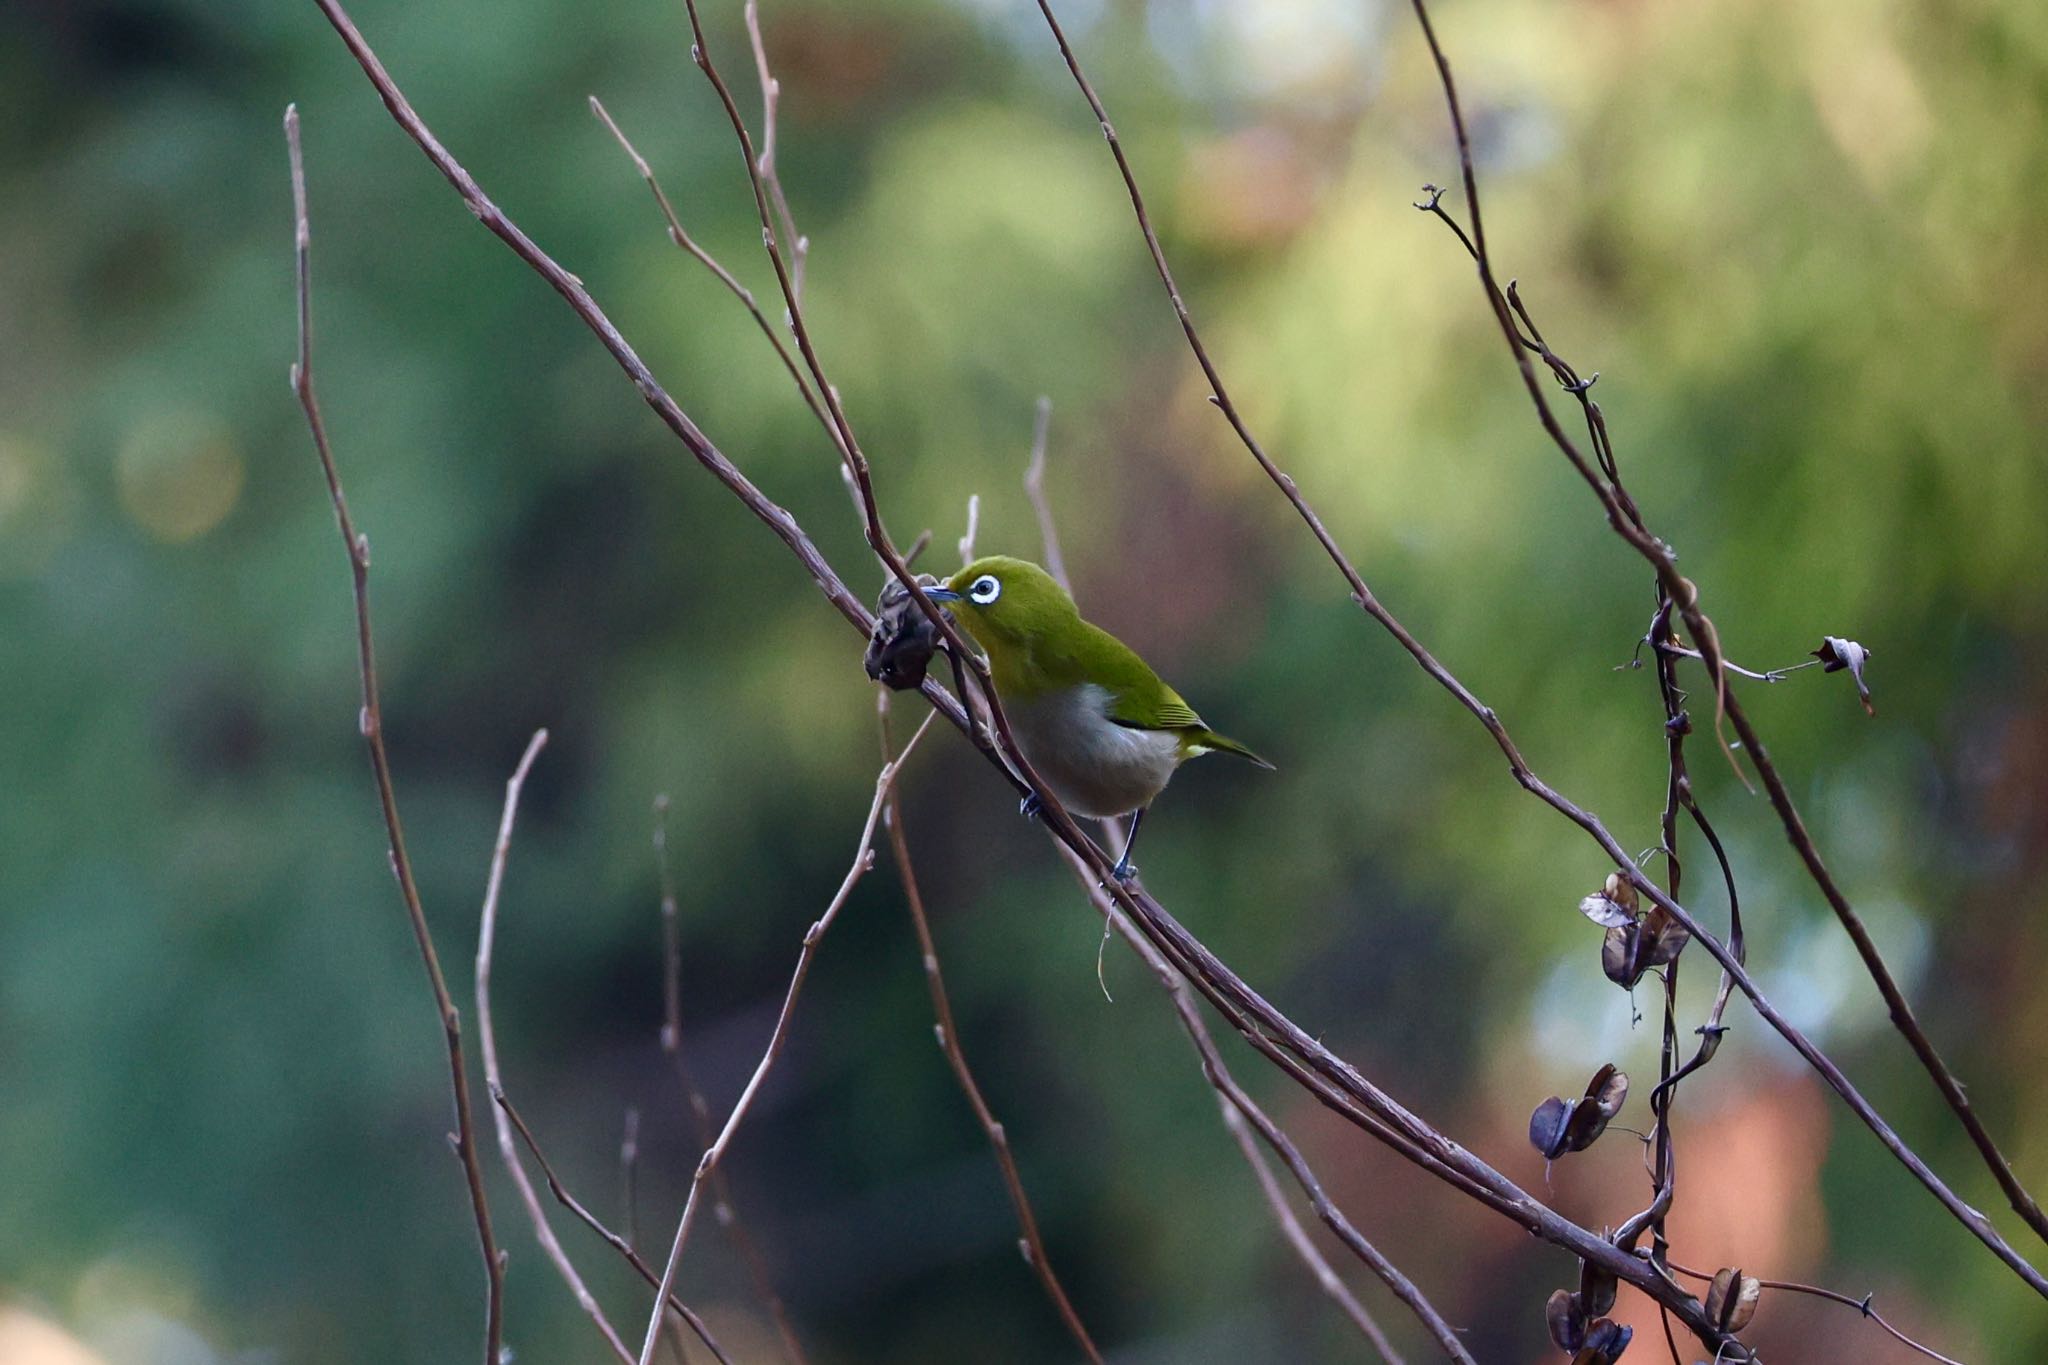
{"left": 1813, "top": 636, "right": 1875, "bottom": 717}
{"left": 1705, "top": 1267, "right": 1762, "bottom": 1332}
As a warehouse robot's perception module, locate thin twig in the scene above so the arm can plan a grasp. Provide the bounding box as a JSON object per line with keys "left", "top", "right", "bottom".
{"left": 588, "top": 96, "right": 833, "bottom": 444}
{"left": 494, "top": 1092, "right": 735, "bottom": 1365}
{"left": 1020, "top": 397, "right": 1067, "bottom": 591}
{"left": 621, "top": 1108, "right": 642, "bottom": 1251}
{"left": 635, "top": 712, "right": 939, "bottom": 1364}
{"left": 1062, "top": 852, "right": 1466, "bottom": 1363}
{"left": 956, "top": 493, "right": 981, "bottom": 566}
{"left": 743, "top": 0, "right": 807, "bottom": 304}
{"left": 1654, "top": 641, "right": 1816, "bottom": 683}
{"left": 653, "top": 797, "right": 810, "bottom": 1365}
{"left": 1665, "top": 1261, "right": 1965, "bottom": 1365}
{"left": 876, "top": 692, "right": 1103, "bottom": 1362}
{"left": 284, "top": 102, "right": 506, "bottom": 1365}
{"left": 473, "top": 730, "right": 636, "bottom": 1364}
{"left": 1218, "top": 1100, "right": 1404, "bottom": 1364}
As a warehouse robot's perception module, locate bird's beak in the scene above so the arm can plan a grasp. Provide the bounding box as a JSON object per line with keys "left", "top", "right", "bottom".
{"left": 924, "top": 586, "right": 962, "bottom": 602}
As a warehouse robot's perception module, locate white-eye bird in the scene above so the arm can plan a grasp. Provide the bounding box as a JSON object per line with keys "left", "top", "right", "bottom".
{"left": 927, "top": 555, "right": 1271, "bottom": 879}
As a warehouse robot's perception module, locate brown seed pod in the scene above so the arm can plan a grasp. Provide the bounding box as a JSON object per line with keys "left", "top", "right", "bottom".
{"left": 864, "top": 573, "right": 946, "bottom": 691}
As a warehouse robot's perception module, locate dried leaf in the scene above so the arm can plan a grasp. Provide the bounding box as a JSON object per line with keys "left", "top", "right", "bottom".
{"left": 1546, "top": 1288, "right": 1586, "bottom": 1352}
{"left": 1813, "top": 636, "right": 1876, "bottom": 717}
{"left": 1705, "top": 1267, "right": 1762, "bottom": 1332}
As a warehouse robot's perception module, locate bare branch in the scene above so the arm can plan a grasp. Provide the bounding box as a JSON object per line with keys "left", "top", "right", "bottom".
{"left": 473, "top": 730, "right": 635, "bottom": 1364}
{"left": 743, "top": 0, "right": 807, "bottom": 304}
{"left": 587, "top": 95, "right": 833, "bottom": 445}
{"left": 285, "top": 102, "right": 506, "bottom": 1365}
{"left": 1020, "top": 396, "right": 1068, "bottom": 594}
{"left": 1217, "top": 1100, "right": 1404, "bottom": 1364}
{"left": 1062, "top": 853, "right": 1468, "bottom": 1363}
{"left": 877, "top": 693, "right": 1103, "bottom": 1362}
{"left": 635, "top": 712, "right": 939, "bottom": 1364}
{"left": 1666, "top": 1261, "right": 1964, "bottom": 1365}
{"left": 620, "top": 1107, "right": 642, "bottom": 1251}
{"left": 494, "top": 1092, "right": 735, "bottom": 1365}
{"left": 956, "top": 493, "right": 981, "bottom": 567}
{"left": 653, "top": 797, "right": 809, "bottom": 1364}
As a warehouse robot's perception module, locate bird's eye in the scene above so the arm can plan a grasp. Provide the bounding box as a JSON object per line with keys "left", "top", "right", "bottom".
{"left": 968, "top": 574, "right": 1002, "bottom": 605}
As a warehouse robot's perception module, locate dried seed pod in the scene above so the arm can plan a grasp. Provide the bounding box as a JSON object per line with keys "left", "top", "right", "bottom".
{"left": 1813, "top": 636, "right": 1876, "bottom": 716}
{"left": 1546, "top": 1288, "right": 1587, "bottom": 1352}
{"left": 1529, "top": 1064, "right": 1631, "bottom": 1159}
{"left": 1590, "top": 887, "right": 1689, "bottom": 989}
{"left": 1578, "top": 1257, "right": 1618, "bottom": 1317}
{"left": 1705, "top": 1267, "right": 1762, "bottom": 1332}
{"left": 1569, "top": 1318, "right": 1633, "bottom": 1364}
{"left": 864, "top": 573, "right": 945, "bottom": 690}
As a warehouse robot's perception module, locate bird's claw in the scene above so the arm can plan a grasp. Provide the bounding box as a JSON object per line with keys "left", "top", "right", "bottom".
{"left": 1107, "top": 857, "right": 1137, "bottom": 884}
{"left": 1018, "top": 792, "right": 1043, "bottom": 821}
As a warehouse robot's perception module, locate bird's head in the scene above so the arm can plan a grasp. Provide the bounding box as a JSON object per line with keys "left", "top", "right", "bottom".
{"left": 927, "top": 556, "right": 1079, "bottom": 660}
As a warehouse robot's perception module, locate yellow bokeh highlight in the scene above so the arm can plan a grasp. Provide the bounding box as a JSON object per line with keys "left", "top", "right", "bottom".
{"left": 115, "top": 412, "right": 244, "bottom": 545}
{"left": 0, "top": 432, "right": 75, "bottom": 579}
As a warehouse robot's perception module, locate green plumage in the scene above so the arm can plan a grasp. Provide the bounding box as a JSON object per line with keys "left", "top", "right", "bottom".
{"left": 930, "top": 555, "right": 1268, "bottom": 875}
{"left": 939, "top": 555, "right": 1270, "bottom": 775}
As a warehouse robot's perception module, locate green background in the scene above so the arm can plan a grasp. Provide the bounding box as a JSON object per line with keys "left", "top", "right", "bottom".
{"left": 3, "top": 0, "right": 2045, "bottom": 1360}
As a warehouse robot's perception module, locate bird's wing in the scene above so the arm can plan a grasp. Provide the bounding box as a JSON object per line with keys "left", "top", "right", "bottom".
{"left": 1067, "top": 622, "right": 1206, "bottom": 731}
{"left": 1108, "top": 687, "right": 1203, "bottom": 731}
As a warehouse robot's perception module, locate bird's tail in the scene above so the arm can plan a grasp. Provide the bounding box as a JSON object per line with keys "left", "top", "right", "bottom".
{"left": 1186, "top": 729, "right": 1275, "bottom": 770}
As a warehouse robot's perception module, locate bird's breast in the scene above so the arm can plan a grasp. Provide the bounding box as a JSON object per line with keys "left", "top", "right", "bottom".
{"left": 1005, "top": 684, "right": 1182, "bottom": 819}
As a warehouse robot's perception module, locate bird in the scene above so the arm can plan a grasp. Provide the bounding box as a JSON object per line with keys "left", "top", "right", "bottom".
{"left": 927, "top": 555, "right": 1271, "bottom": 880}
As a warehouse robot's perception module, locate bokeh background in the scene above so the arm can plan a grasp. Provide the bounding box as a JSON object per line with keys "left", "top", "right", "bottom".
{"left": 5, "top": 0, "right": 2047, "bottom": 1360}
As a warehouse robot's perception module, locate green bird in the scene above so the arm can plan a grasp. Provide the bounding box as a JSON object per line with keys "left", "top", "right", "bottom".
{"left": 927, "top": 556, "right": 1272, "bottom": 880}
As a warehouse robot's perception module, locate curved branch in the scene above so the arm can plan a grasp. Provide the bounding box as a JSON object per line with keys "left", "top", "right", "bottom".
{"left": 474, "top": 730, "right": 637, "bottom": 1364}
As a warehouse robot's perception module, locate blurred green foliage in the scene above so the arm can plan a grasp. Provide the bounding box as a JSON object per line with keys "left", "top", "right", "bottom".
{"left": 3, "top": 0, "right": 2046, "bottom": 1360}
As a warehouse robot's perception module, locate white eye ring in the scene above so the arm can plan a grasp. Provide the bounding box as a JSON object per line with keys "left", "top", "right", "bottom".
{"left": 967, "top": 574, "right": 1002, "bottom": 605}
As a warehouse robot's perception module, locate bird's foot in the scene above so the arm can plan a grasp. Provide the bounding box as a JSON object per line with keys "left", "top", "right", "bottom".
{"left": 1018, "top": 792, "right": 1043, "bottom": 821}
{"left": 1107, "top": 855, "right": 1138, "bottom": 883}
